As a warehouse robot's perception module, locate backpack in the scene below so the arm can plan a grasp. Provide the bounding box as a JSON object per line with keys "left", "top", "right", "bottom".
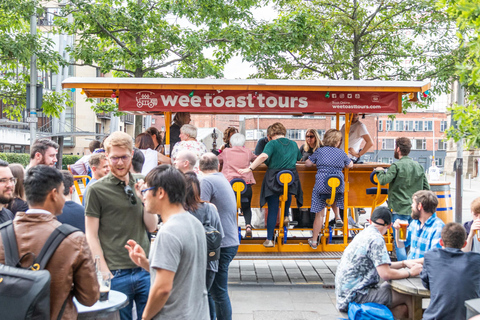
{"left": 0, "top": 221, "right": 79, "bottom": 320}
{"left": 204, "top": 218, "right": 222, "bottom": 262}
{"left": 348, "top": 302, "right": 394, "bottom": 320}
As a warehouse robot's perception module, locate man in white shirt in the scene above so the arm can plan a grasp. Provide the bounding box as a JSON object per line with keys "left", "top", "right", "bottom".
{"left": 428, "top": 160, "right": 440, "bottom": 181}
{"left": 340, "top": 113, "right": 373, "bottom": 162}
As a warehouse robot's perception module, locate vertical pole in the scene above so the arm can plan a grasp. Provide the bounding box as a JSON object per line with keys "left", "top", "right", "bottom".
{"left": 455, "top": 80, "right": 464, "bottom": 223}
{"left": 164, "top": 112, "right": 171, "bottom": 156}
{"left": 29, "top": 10, "right": 37, "bottom": 150}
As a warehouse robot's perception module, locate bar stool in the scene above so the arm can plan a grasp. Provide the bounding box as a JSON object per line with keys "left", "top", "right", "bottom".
{"left": 320, "top": 175, "right": 342, "bottom": 243}
{"left": 366, "top": 170, "right": 388, "bottom": 212}
{"left": 230, "top": 178, "right": 247, "bottom": 241}
{"left": 276, "top": 170, "right": 294, "bottom": 244}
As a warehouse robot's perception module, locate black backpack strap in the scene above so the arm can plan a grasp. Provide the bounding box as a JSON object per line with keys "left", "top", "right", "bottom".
{"left": 34, "top": 224, "right": 80, "bottom": 270}
{"left": 0, "top": 220, "right": 20, "bottom": 267}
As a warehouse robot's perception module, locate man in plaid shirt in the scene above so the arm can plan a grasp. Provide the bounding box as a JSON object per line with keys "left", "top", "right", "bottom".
{"left": 393, "top": 190, "right": 445, "bottom": 260}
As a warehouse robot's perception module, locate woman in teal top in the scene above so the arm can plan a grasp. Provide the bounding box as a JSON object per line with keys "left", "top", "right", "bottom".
{"left": 239, "top": 122, "right": 303, "bottom": 248}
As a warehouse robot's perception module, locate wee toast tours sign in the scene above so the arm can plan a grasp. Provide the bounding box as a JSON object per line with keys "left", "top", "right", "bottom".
{"left": 119, "top": 90, "right": 400, "bottom": 114}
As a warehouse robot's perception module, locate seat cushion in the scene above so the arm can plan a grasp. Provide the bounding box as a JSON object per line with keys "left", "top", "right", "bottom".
{"left": 366, "top": 187, "right": 388, "bottom": 195}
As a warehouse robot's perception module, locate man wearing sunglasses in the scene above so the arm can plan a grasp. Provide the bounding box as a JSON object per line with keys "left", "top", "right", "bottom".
{"left": 85, "top": 131, "right": 158, "bottom": 320}
{"left": 0, "top": 160, "right": 15, "bottom": 224}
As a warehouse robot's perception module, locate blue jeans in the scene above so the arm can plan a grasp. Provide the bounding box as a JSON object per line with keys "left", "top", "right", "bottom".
{"left": 266, "top": 194, "right": 292, "bottom": 240}
{"left": 392, "top": 213, "right": 413, "bottom": 261}
{"left": 209, "top": 246, "right": 238, "bottom": 320}
{"left": 111, "top": 267, "right": 150, "bottom": 320}
{"left": 206, "top": 269, "right": 216, "bottom": 320}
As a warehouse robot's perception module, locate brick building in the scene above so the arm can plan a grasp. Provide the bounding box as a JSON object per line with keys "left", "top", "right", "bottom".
{"left": 243, "top": 112, "right": 448, "bottom": 171}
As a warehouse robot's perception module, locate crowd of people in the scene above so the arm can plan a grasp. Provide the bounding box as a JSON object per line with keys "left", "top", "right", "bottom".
{"left": 0, "top": 111, "right": 476, "bottom": 320}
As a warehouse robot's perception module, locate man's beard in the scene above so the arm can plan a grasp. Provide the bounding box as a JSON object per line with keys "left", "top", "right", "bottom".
{"left": 411, "top": 208, "right": 420, "bottom": 220}
{"left": 394, "top": 149, "right": 399, "bottom": 159}
{"left": 0, "top": 193, "right": 13, "bottom": 204}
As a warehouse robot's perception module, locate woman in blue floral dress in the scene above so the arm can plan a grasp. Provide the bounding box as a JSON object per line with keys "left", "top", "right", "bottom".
{"left": 305, "top": 129, "right": 353, "bottom": 249}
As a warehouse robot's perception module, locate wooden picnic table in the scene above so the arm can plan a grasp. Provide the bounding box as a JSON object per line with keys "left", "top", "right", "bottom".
{"left": 390, "top": 276, "right": 430, "bottom": 320}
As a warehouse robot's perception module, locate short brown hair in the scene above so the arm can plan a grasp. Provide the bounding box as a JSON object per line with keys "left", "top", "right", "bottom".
{"left": 396, "top": 137, "right": 411, "bottom": 156}
{"left": 89, "top": 153, "right": 106, "bottom": 168}
{"left": 441, "top": 222, "right": 466, "bottom": 249}
{"left": 269, "top": 122, "right": 286, "bottom": 137}
{"left": 104, "top": 131, "right": 133, "bottom": 153}
{"left": 471, "top": 197, "right": 480, "bottom": 216}
{"left": 413, "top": 190, "right": 438, "bottom": 214}
{"left": 30, "top": 139, "right": 59, "bottom": 159}
{"left": 89, "top": 140, "right": 101, "bottom": 153}
{"left": 323, "top": 129, "right": 342, "bottom": 147}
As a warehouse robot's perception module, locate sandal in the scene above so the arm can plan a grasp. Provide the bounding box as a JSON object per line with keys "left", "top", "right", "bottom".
{"left": 245, "top": 225, "right": 253, "bottom": 238}
{"left": 308, "top": 238, "right": 318, "bottom": 249}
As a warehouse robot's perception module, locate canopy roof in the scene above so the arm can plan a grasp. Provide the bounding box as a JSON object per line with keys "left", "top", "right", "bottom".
{"left": 62, "top": 77, "right": 431, "bottom": 115}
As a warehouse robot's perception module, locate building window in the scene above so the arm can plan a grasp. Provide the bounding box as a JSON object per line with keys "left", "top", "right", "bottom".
{"left": 438, "top": 139, "right": 447, "bottom": 150}
{"left": 381, "top": 157, "right": 393, "bottom": 164}
{"left": 382, "top": 139, "right": 395, "bottom": 149}
{"left": 436, "top": 158, "right": 444, "bottom": 166}
{"left": 395, "top": 120, "right": 404, "bottom": 131}
{"left": 424, "top": 121, "right": 433, "bottom": 131}
{"left": 412, "top": 139, "right": 426, "bottom": 150}
{"left": 378, "top": 120, "right": 383, "bottom": 132}
{"left": 386, "top": 120, "right": 393, "bottom": 131}
{"left": 405, "top": 121, "right": 414, "bottom": 131}
{"left": 440, "top": 121, "right": 447, "bottom": 132}
{"left": 414, "top": 121, "right": 423, "bottom": 131}
{"left": 316, "top": 130, "right": 325, "bottom": 139}
{"left": 286, "top": 129, "right": 306, "bottom": 140}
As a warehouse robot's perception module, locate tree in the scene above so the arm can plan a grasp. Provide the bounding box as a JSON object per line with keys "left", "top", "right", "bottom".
{"left": 0, "top": 0, "right": 69, "bottom": 119}
{"left": 439, "top": 0, "right": 480, "bottom": 149}
{"left": 232, "top": 0, "right": 459, "bottom": 108}
{"left": 55, "top": 0, "right": 259, "bottom": 135}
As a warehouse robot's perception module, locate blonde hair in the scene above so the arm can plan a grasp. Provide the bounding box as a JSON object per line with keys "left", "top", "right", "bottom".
{"left": 104, "top": 131, "right": 133, "bottom": 153}
{"left": 303, "top": 129, "right": 322, "bottom": 152}
{"left": 323, "top": 129, "right": 342, "bottom": 147}
{"left": 472, "top": 197, "right": 480, "bottom": 216}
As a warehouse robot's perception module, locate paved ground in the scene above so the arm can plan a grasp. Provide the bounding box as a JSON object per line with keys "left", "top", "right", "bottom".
{"left": 229, "top": 259, "right": 338, "bottom": 287}
{"left": 230, "top": 285, "right": 347, "bottom": 320}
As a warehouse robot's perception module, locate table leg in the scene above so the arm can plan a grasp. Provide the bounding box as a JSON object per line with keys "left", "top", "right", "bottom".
{"left": 411, "top": 295, "right": 423, "bottom": 320}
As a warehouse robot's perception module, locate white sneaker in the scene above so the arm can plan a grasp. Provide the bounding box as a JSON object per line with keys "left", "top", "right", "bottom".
{"left": 263, "top": 240, "right": 274, "bottom": 248}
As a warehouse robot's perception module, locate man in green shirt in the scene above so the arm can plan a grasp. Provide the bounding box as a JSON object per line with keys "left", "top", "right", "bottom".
{"left": 375, "top": 137, "right": 430, "bottom": 261}
{"left": 85, "top": 131, "right": 158, "bottom": 320}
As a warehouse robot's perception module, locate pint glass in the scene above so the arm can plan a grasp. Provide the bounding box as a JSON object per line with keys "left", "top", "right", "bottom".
{"left": 398, "top": 221, "right": 409, "bottom": 242}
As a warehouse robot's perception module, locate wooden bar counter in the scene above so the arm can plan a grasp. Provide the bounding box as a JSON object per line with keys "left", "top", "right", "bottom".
{"left": 250, "top": 162, "right": 390, "bottom": 210}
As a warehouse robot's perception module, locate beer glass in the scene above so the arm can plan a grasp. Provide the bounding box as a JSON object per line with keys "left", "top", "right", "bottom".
{"left": 99, "top": 272, "right": 111, "bottom": 302}
{"left": 398, "top": 221, "right": 409, "bottom": 242}
{"left": 476, "top": 230, "right": 480, "bottom": 242}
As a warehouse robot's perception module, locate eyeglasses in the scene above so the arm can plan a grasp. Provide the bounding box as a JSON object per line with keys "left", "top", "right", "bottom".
{"left": 305, "top": 135, "right": 315, "bottom": 138}
{"left": 140, "top": 187, "right": 155, "bottom": 196}
{"left": 0, "top": 178, "right": 16, "bottom": 185}
{"left": 123, "top": 185, "right": 137, "bottom": 205}
{"left": 109, "top": 155, "right": 131, "bottom": 163}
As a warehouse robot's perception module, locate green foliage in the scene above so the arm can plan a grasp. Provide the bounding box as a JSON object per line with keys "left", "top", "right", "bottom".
{"left": 438, "top": 0, "right": 480, "bottom": 104}
{"left": 0, "top": 153, "right": 81, "bottom": 170}
{"left": 61, "top": 154, "right": 81, "bottom": 170}
{"left": 54, "top": 0, "right": 261, "bottom": 116}
{"left": 233, "top": 0, "right": 458, "bottom": 111}
{"left": 446, "top": 104, "right": 480, "bottom": 149}
{"left": 0, "top": 153, "right": 30, "bottom": 166}
{"left": 0, "top": 0, "right": 71, "bottom": 120}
